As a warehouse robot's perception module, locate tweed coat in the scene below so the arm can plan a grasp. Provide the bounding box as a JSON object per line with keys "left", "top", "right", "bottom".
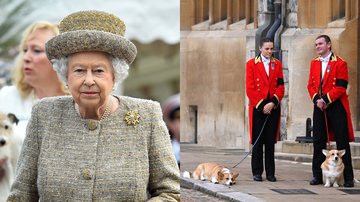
{"left": 7, "top": 96, "right": 180, "bottom": 201}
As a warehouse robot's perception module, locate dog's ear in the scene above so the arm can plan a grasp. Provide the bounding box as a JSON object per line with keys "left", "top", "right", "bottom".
{"left": 7, "top": 113, "right": 19, "bottom": 125}
{"left": 232, "top": 173, "right": 239, "bottom": 180}
{"left": 322, "top": 149, "right": 329, "bottom": 156}
{"left": 217, "top": 171, "right": 224, "bottom": 179}
{"left": 338, "top": 149, "right": 346, "bottom": 157}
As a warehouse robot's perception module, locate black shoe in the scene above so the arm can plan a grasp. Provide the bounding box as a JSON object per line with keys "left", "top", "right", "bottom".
{"left": 344, "top": 180, "right": 354, "bottom": 187}
{"left": 253, "top": 175, "right": 262, "bottom": 181}
{"left": 266, "top": 176, "right": 277, "bottom": 182}
{"left": 309, "top": 177, "right": 323, "bottom": 185}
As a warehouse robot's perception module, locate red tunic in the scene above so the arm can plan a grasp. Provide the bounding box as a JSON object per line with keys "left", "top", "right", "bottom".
{"left": 307, "top": 54, "right": 354, "bottom": 142}
{"left": 246, "top": 56, "right": 285, "bottom": 144}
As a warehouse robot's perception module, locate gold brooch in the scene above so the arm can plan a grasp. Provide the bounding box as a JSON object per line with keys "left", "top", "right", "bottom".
{"left": 124, "top": 110, "right": 140, "bottom": 126}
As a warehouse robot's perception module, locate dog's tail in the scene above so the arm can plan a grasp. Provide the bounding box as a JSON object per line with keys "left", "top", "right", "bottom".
{"left": 354, "top": 178, "right": 360, "bottom": 183}
{"left": 183, "top": 171, "right": 192, "bottom": 178}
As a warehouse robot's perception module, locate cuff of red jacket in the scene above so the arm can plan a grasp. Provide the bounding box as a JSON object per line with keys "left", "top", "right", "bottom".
{"left": 321, "top": 93, "right": 332, "bottom": 105}
{"left": 271, "top": 95, "right": 279, "bottom": 108}
{"left": 256, "top": 99, "right": 267, "bottom": 112}
{"left": 312, "top": 93, "right": 319, "bottom": 105}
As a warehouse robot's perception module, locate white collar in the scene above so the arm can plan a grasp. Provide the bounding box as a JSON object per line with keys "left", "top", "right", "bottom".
{"left": 260, "top": 54, "right": 270, "bottom": 63}
{"left": 320, "top": 52, "right": 332, "bottom": 62}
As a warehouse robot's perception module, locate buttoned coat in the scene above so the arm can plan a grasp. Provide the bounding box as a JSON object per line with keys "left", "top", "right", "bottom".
{"left": 8, "top": 96, "right": 180, "bottom": 201}
{"left": 246, "top": 55, "right": 285, "bottom": 143}
{"left": 307, "top": 54, "right": 354, "bottom": 141}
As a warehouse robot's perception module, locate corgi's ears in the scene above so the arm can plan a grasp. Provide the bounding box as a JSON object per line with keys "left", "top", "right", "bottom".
{"left": 232, "top": 173, "right": 239, "bottom": 180}
{"left": 322, "top": 149, "right": 346, "bottom": 156}
{"left": 338, "top": 149, "right": 346, "bottom": 157}
{"left": 217, "top": 171, "right": 224, "bottom": 179}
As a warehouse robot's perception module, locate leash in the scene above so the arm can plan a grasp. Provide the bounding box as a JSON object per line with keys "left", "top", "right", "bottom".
{"left": 232, "top": 115, "right": 269, "bottom": 168}
{"left": 324, "top": 110, "right": 331, "bottom": 150}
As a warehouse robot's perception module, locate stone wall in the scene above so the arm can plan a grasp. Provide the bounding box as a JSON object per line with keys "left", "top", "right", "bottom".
{"left": 181, "top": 30, "right": 252, "bottom": 148}
{"left": 180, "top": 0, "right": 359, "bottom": 149}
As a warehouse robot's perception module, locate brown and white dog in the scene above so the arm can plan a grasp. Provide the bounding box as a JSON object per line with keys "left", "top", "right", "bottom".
{"left": 0, "top": 113, "right": 18, "bottom": 201}
{"left": 321, "top": 149, "right": 345, "bottom": 187}
{"left": 183, "top": 162, "right": 239, "bottom": 186}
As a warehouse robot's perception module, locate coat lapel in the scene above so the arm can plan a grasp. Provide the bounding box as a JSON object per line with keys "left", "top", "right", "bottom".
{"left": 322, "top": 64, "right": 330, "bottom": 87}
{"left": 255, "top": 55, "right": 269, "bottom": 85}
{"left": 322, "top": 53, "right": 336, "bottom": 88}
{"left": 312, "top": 57, "right": 322, "bottom": 90}
{"left": 268, "top": 58, "right": 276, "bottom": 84}
{"left": 259, "top": 63, "right": 269, "bottom": 85}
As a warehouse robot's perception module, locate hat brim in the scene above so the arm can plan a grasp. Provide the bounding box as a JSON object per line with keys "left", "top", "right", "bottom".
{"left": 45, "top": 30, "right": 137, "bottom": 65}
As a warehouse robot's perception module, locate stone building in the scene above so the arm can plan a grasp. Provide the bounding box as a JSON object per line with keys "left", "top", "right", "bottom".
{"left": 180, "top": 0, "right": 359, "bottom": 149}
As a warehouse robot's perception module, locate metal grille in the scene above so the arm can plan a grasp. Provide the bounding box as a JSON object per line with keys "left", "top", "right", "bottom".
{"left": 338, "top": 189, "right": 360, "bottom": 194}
{"left": 271, "top": 189, "right": 316, "bottom": 195}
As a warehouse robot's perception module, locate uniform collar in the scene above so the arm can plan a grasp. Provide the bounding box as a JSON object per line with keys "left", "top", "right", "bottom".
{"left": 315, "top": 52, "right": 337, "bottom": 62}
{"left": 260, "top": 54, "right": 270, "bottom": 64}
{"left": 255, "top": 54, "right": 276, "bottom": 64}
{"left": 320, "top": 52, "right": 332, "bottom": 62}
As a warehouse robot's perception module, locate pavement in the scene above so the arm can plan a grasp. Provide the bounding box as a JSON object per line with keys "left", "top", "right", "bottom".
{"left": 181, "top": 143, "right": 360, "bottom": 202}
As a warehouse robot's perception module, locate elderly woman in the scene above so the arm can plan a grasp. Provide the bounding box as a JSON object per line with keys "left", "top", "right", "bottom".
{"left": 8, "top": 11, "right": 180, "bottom": 201}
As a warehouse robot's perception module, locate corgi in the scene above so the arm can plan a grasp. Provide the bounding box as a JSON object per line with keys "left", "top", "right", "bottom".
{"left": 321, "top": 149, "right": 345, "bottom": 187}
{"left": 183, "top": 162, "right": 239, "bottom": 186}
{"left": 0, "top": 113, "right": 18, "bottom": 201}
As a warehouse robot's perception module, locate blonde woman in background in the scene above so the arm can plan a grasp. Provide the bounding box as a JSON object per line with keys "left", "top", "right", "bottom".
{"left": 0, "top": 21, "right": 67, "bottom": 175}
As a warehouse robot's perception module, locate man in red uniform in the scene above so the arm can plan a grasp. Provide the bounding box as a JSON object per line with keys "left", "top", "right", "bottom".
{"left": 307, "top": 35, "right": 354, "bottom": 187}
{"left": 246, "top": 38, "right": 284, "bottom": 182}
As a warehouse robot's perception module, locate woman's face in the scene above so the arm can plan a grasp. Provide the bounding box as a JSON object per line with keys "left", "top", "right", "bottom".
{"left": 22, "top": 29, "right": 58, "bottom": 87}
{"left": 67, "top": 51, "right": 115, "bottom": 109}
{"left": 259, "top": 42, "right": 274, "bottom": 59}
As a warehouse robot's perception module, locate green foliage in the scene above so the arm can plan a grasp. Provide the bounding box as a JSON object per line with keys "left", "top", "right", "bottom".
{"left": 0, "top": 0, "right": 31, "bottom": 59}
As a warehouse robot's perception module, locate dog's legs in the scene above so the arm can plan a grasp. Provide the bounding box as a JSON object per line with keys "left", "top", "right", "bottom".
{"left": 200, "top": 170, "right": 206, "bottom": 181}
{"left": 7, "top": 161, "right": 15, "bottom": 185}
{"left": 5, "top": 161, "right": 14, "bottom": 185}
{"left": 333, "top": 176, "right": 341, "bottom": 188}
{"left": 211, "top": 177, "right": 219, "bottom": 184}
{"left": 0, "top": 161, "right": 14, "bottom": 201}
{"left": 192, "top": 173, "right": 200, "bottom": 180}
{"left": 324, "top": 178, "right": 331, "bottom": 187}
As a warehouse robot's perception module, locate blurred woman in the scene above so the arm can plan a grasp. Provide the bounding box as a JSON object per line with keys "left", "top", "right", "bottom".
{"left": 163, "top": 93, "right": 180, "bottom": 167}
{"left": 0, "top": 21, "right": 67, "bottom": 172}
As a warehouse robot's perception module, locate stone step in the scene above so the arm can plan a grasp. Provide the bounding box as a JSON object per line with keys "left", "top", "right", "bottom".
{"left": 275, "top": 152, "right": 360, "bottom": 169}
{"left": 281, "top": 141, "right": 360, "bottom": 156}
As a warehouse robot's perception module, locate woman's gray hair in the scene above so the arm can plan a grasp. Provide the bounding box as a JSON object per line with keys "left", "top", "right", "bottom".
{"left": 51, "top": 55, "right": 129, "bottom": 89}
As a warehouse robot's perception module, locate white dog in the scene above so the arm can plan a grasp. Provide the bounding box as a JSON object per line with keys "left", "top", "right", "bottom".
{"left": 0, "top": 113, "right": 18, "bottom": 201}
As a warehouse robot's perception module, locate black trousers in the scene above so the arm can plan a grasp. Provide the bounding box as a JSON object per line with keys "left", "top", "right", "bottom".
{"left": 251, "top": 106, "right": 280, "bottom": 177}
{"left": 312, "top": 99, "right": 354, "bottom": 181}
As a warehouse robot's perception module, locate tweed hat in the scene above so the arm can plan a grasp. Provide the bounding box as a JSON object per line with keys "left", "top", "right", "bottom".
{"left": 45, "top": 10, "right": 137, "bottom": 65}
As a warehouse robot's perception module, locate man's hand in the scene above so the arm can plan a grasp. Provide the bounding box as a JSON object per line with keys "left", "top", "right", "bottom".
{"left": 263, "top": 102, "right": 275, "bottom": 114}
{"left": 316, "top": 99, "right": 327, "bottom": 111}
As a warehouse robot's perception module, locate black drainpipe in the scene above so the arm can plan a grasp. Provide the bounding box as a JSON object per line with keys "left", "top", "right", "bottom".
{"left": 255, "top": 0, "right": 275, "bottom": 55}
{"left": 266, "top": 0, "right": 282, "bottom": 60}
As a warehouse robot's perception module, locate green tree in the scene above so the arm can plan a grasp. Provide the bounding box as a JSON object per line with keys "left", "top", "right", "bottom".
{"left": 0, "top": 0, "right": 31, "bottom": 59}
